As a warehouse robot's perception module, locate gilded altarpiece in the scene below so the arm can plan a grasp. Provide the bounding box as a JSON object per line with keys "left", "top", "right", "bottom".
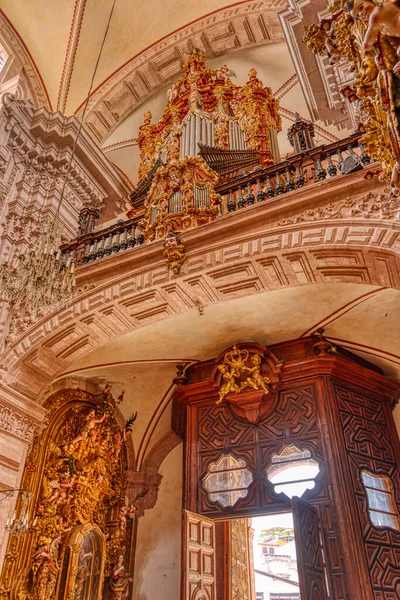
{"left": 0, "top": 388, "right": 137, "bottom": 600}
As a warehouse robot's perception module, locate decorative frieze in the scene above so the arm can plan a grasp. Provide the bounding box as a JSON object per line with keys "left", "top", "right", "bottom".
{"left": 279, "top": 188, "right": 400, "bottom": 225}
{"left": 0, "top": 402, "right": 40, "bottom": 442}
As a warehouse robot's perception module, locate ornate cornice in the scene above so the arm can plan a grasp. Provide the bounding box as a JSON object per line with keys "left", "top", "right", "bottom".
{"left": 78, "top": 0, "right": 286, "bottom": 144}
{"left": 279, "top": 188, "right": 400, "bottom": 225}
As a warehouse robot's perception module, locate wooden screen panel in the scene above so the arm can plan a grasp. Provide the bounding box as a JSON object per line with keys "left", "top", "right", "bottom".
{"left": 292, "top": 497, "right": 329, "bottom": 600}
{"left": 335, "top": 385, "right": 400, "bottom": 598}
{"left": 182, "top": 510, "right": 216, "bottom": 600}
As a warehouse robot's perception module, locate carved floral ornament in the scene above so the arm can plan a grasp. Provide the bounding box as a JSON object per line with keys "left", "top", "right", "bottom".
{"left": 0, "top": 386, "right": 156, "bottom": 600}
{"left": 213, "top": 343, "right": 283, "bottom": 424}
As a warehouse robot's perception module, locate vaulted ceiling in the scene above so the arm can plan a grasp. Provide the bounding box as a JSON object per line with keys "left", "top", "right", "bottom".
{"left": 0, "top": 0, "right": 286, "bottom": 115}
{"left": 0, "top": 0, "right": 348, "bottom": 182}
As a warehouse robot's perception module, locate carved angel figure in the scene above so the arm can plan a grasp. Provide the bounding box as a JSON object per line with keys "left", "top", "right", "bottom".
{"left": 241, "top": 354, "right": 271, "bottom": 394}
{"left": 47, "top": 471, "right": 75, "bottom": 504}
{"left": 69, "top": 409, "right": 106, "bottom": 446}
{"left": 347, "top": 0, "right": 400, "bottom": 71}
{"left": 216, "top": 364, "right": 240, "bottom": 404}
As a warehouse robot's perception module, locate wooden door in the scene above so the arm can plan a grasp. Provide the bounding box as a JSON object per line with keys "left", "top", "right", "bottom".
{"left": 182, "top": 510, "right": 216, "bottom": 600}
{"left": 292, "top": 497, "right": 330, "bottom": 600}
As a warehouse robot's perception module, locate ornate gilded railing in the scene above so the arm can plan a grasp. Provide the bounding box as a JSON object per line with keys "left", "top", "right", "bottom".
{"left": 61, "top": 133, "right": 371, "bottom": 266}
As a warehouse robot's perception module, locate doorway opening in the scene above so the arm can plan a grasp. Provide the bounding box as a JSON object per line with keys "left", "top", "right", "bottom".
{"left": 252, "top": 512, "right": 300, "bottom": 600}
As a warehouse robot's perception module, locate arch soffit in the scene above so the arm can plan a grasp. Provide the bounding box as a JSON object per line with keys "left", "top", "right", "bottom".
{"left": 78, "top": 0, "right": 286, "bottom": 145}
{"left": 4, "top": 239, "right": 399, "bottom": 401}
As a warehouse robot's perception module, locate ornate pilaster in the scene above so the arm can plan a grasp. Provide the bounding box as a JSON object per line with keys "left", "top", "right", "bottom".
{"left": 0, "top": 384, "right": 46, "bottom": 566}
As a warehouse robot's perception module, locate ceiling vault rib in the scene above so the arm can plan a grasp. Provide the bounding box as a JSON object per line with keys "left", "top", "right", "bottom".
{"left": 57, "top": 0, "right": 88, "bottom": 113}
{"left": 0, "top": 7, "right": 51, "bottom": 109}
{"left": 299, "top": 287, "right": 387, "bottom": 338}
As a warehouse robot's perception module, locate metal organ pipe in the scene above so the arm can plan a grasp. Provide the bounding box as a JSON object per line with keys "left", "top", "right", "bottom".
{"left": 207, "top": 120, "right": 212, "bottom": 147}
{"left": 184, "top": 119, "right": 191, "bottom": 157}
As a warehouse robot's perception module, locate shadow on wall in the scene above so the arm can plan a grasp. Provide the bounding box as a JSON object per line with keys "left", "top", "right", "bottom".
{"left": 133, "top": 443, "right": 183, "bottom": 600}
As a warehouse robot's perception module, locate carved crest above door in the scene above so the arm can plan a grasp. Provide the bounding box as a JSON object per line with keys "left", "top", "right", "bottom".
{"left": 212, "top": 343, "right": 284, "bottom": 423}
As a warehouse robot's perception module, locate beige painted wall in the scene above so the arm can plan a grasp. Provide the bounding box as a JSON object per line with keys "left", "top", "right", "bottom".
{"left": 133, "top": 442, "right": 183, "bottom": 600}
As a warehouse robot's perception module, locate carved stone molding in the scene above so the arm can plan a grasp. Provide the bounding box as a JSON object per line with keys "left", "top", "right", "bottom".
{"left": 80, "top": 0, "right": 286, "bottom": 144}
{"left": 141, "top": 430, "right": 182, "bottom": 473}
{"left": 279, "top": 188, "right": 400, "bottom": 225}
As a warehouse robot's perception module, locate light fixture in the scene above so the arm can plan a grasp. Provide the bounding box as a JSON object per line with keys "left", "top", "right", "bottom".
{"left": 0, "top": 0, "right": 117, "bottom": 344}
{"left": 1, "top": 488, "right": 32, "bottom": 537}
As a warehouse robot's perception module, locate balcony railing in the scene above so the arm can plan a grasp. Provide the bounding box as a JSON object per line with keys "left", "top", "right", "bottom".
{"left": 215, "top": 133, "right": 370, "bottom": 213}
{"left": 61, "top": 133, "right": 371, "bottom": 266}
{"left": 61, "top": 214, "right": 145, "bottom": 265}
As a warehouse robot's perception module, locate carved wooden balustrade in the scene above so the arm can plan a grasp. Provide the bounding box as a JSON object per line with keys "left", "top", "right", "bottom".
{"left": 216, "top": 132, "right": 370, "bottom": 213}
{"left": 61, "top": 214, "right": 145, "bottom": 265}
{"left": 61, "top": 133, "right": 372, "bottom": 265}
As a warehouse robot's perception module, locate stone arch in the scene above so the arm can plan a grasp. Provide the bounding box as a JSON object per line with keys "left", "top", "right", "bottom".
{"left": 141, "top": 430, "right": 182, "bottom": 474}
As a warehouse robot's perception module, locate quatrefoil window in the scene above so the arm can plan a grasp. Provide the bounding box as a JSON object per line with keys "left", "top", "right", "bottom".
{"left": 267, "top": 444, "right": 320, "bottom": 499}
{"left": 203, "top": 454, "right": 253, "bottom": 508}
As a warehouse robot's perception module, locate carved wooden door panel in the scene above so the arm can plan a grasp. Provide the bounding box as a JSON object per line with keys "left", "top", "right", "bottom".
{"left": 292, "top": 497, "right": 329, "bottom": 600}
{"left": 182, "top": 510, "right": 216, "bottom": 600}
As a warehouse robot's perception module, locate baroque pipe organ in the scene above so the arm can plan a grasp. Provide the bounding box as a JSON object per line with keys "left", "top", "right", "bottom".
{"left": 131, "top": 50, "right": 282, "bottom": 240}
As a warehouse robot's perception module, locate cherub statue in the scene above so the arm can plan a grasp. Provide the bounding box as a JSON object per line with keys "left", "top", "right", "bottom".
{"left": 109, "top": 554, "right": 133, "bottom": 600}
{"left": 163, "top": 231, "right": 186, "bottom": 274}
{"left": 241, "top": 354, "right": 271, "bottom": 394}
{"left": 47, "top": 471, "right": 75, "bottom": 504}
{"left": 346, "top": 0, "right": 400, "bottom": 73}
{"left": 117, "top": 505, "right": 134, "bottom": 534}
{"left": 114, "top": 413, "right": 137, "bottom": 459}
{"left": 216, "top": 364, "right": 240, "bottom": 404}
{"left": 68, "top": 409, "right": 106, "bottom": 446}
{"left": 117, "top": 488, "right": 147, "bottom": 533}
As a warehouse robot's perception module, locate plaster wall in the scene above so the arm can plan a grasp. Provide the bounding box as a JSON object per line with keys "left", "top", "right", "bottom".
{"left": 133, "top": 442, "right": 183, "bottom": 600}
